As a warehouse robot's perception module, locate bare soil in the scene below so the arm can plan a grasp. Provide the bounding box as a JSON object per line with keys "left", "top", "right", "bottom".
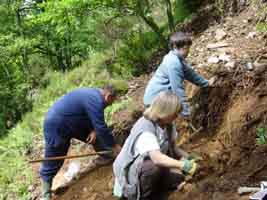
{"left": 30, "top": 3, "right": 267, "bottom": 200}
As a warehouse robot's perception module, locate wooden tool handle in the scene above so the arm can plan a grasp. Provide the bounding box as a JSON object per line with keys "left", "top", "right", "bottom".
{"left": 29, "top": 150, "right": 112, "bottom": 163}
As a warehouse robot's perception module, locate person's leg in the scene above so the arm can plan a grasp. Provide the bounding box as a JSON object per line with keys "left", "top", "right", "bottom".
{"left": 161, "top": 168, "right": 185, "bottom": 191}
{"left": 92, "top": 137, "right": 113, "bottom": 166}
{"left": 139, "top": 159, "right": 162, "bottom": 200}
{"left": 39, "top": 139, "right": 70, "bottom": 200}
{"left": 139, "top": 159, "right": 184, "bottom": 200}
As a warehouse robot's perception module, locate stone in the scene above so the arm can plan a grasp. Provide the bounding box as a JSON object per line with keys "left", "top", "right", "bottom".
{"left": 208, "top": 56, "right": 220, "bottom": 64}
{"left": 219, "top": 53, "right": 231, "bottom": 62}
{"left": 246, "top": 62, "right": 254, "bottom": 70}
{"left": 83, "top": 187, "right": 88, "bottom": 193}
{"left": 207, "top": 42, "right": 230, "bottom": 49}
{"left": 225, "top": 61, "right": 236, "bottom": 68}
{"left": 215, "top": 29, "right": 227, "bottom": 41}
{"left": 246, "top": 32, "right": 257, "bottom": 39}
{"left": 197, "top": 64, "right": 205, "bottom": 68}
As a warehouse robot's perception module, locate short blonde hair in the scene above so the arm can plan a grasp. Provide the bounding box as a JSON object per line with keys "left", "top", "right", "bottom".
{"left": 144, "top": 91, "right": 181, "bottom": 122}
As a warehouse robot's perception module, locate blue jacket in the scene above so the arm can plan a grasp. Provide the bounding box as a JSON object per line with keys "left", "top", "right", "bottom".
{"left": 143, "top": 49, "right": 208, "bottom": 116}
{"left": 44, "top": 88, "right": 114, "bottom": 148}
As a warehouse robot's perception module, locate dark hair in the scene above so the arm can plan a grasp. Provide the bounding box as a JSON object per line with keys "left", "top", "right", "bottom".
{"left": 103, "top": 84, "right": 117, "bottom": 97}
{"left": 169, "top": 32, "right": 192, "bottom": 50}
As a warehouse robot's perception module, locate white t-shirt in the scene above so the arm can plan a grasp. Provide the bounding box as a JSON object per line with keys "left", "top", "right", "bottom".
{"left": 134, "top": 126, "right": 172, "bottom": 156}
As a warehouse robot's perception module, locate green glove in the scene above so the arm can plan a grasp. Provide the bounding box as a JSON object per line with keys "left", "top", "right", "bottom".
{"left": 182, "top": 159, "right": 198, "bottom": 176}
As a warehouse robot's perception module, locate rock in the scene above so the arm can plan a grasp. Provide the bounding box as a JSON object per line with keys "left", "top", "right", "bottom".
{"left": 207, "top": 42, "right": 230, "bottom": 49}
{"left": 28, "top": 185, "right": 34, "bottom": 192}
{"left": 219, "top": 53, "right": 231, "bottom": 62}
{"left": 208, "top": 56, "right": 220, "bottom": 64}
{"left": 246, "top": 32, "right": 257, "bottom": 39}
{"left": 240, "top": 0, "right": 247, "bottom": 6}
{"left": 197, "top": 64, "right": 205, "bottom": 68}
{"left": 215, "top": 29, "right": 227, "bottom": 41}
{"left": 64, "top": 161, "right": 81, "bottom": 182}
{"left": 245, "top": 62, "right": 254, "bottom": 70}
{"left": 83, "top": 187, "right": 88, "bottom": 193}
{"left": 225, "top": 61, "right": 236, "bottom": 69}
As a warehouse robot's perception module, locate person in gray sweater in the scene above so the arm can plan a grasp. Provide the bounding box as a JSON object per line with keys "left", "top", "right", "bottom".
{"left": 113, "top": 91, "right": 198, "bottom": 200}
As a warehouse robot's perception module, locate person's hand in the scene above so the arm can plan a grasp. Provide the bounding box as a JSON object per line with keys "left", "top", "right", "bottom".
{"left": 112, "top": 144, "right": 121, "bottom": 157}
{"left": 86, "top": 131, "right": 96, "bottom": 144}
{"left": 208, "top": 76, "right": 217, "bottom": 86}
{"left": 182, "top": 159, "right": 198, "bottom": 176}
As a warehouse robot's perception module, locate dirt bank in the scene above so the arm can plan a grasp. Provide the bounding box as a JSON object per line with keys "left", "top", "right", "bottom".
{"left": 32, "top": 4, "right": 267, "bottom": 200}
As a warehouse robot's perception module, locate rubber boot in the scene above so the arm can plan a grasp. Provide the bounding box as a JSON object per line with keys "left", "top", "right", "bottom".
{"left": 41, "top": 180, "right": 52, "bottom": 200}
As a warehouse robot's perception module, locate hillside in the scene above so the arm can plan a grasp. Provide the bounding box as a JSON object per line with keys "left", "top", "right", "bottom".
{"left": 25, "top": 3, "right": 267, "bottom": 200}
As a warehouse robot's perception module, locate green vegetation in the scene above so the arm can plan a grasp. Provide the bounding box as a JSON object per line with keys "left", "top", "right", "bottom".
{"left": 255, "top": 0, "right": 267, "bottom": 33}
{"left": 256, "top": 127, "right": 267, "bottom": 145}
{"left": 105, "top": 98, "right": 132, "bottom": 126}
{"left": 0, "top": 0, "right": 202, "bottom": 199}
{"left": 0, "top": 56, "right": 128, "bottom": 199}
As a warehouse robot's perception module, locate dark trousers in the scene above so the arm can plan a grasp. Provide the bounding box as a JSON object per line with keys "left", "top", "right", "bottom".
{"left": 40, "top": 134, "right": 110, "bottom": 182}
{"left": 139, "top": 159, "right": 184, "bottom": 200}
{"left": 40, "top": 139, "right": 70, "bottom": 182}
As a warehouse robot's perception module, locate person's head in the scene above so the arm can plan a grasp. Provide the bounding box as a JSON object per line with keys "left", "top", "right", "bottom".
{"left": 169, "top": 32, "right": 192, "bottom": 58}
{"left": 102, "top": 84, "right": 118, "bottom": 106}
{"left": 143, "top": 91, "right": 182, "bottom": 126}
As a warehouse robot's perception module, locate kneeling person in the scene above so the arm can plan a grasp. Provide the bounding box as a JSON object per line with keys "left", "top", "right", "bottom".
{"left": 113, "top": 91, "right": 197, "bottom": 200}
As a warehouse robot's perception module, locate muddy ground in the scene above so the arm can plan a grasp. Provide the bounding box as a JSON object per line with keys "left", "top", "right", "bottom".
{"left": 30, "top": 3, "right": 267, "bottom": 200}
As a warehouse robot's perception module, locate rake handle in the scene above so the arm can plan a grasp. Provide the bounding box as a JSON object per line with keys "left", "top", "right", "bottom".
{"left": 29, "top": 150, "right": 112, "bottom": 163}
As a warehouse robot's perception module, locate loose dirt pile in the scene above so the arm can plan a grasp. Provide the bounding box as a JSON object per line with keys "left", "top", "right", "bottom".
{"left": 31, "top": 3, "right": 267, "bottom": 200}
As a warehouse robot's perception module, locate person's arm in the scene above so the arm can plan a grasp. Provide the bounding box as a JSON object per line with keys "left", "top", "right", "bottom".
{"left": 136, "top": 132, "right": 197, "bottom": 175}
{"left": 183, "top": 63, "right": 209, "bottom": 87}
{"left": 84, "top": 98, "right": 115, "bottom": 148}
{"left": 149, "top": 150, "right": 184, "bottom": 169}
{"left": 135, "top": 132, "right": 184, "bottom": 169}
{"left": 167, "top": 61, "right": 190, "bottom": 116}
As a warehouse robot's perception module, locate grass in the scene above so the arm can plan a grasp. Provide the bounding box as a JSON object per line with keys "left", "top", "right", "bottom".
{"left": 0, "top": 49, "right": 129, "bottom": 199}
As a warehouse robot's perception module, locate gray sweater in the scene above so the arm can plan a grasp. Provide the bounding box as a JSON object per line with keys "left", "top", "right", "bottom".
{"left": 113, "top": 117, "right": 173, "bottom": 199}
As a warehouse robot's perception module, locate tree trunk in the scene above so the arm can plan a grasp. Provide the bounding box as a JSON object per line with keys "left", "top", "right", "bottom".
{"left": 164, "top": 0, "right": 175, "bottom": 33}
{"left": 16, "top": 9, "right": 29, "bottom": 73}
{"left": 55, "top": 44, "right": 66, "bottom": 72}
{"left": 136, "top": 0, "right": 168, "bottom": 49}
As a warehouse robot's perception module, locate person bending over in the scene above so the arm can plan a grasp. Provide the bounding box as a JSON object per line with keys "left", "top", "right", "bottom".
{"left": 40, "top": 84, "right": 121, "bottom": 200}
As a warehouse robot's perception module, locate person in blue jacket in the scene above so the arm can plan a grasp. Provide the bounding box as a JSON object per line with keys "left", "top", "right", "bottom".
{"left": 144, "top": 32, "right": 214, "bottom": 117}
{"left": 40, "top": 84, "right": 121, "bottom": 200}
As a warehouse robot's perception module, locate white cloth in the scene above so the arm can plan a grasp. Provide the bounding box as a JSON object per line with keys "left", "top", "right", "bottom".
{"left": 134, "top": 130, "right": 168, "bottom": 156}
{"left": 113, "top": 178, "right": 123, "bottom": 197}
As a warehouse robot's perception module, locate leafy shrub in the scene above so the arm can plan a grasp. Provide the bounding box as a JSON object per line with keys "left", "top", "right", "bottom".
{"left": 115, "top": 29, "right": 160, "bottom": 76}
{"left": 174, "top": 0, "right": 202, "bottom": 23}
{"left": 256, "top": 127, "right": 267, "bottom": 145}
{"left": 105, "top": 98, "right": 131, "bottom": 125}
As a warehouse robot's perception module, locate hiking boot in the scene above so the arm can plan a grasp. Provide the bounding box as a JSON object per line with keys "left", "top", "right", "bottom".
{"left": 41, "top": 180, "right": 52, "bottom": 200}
